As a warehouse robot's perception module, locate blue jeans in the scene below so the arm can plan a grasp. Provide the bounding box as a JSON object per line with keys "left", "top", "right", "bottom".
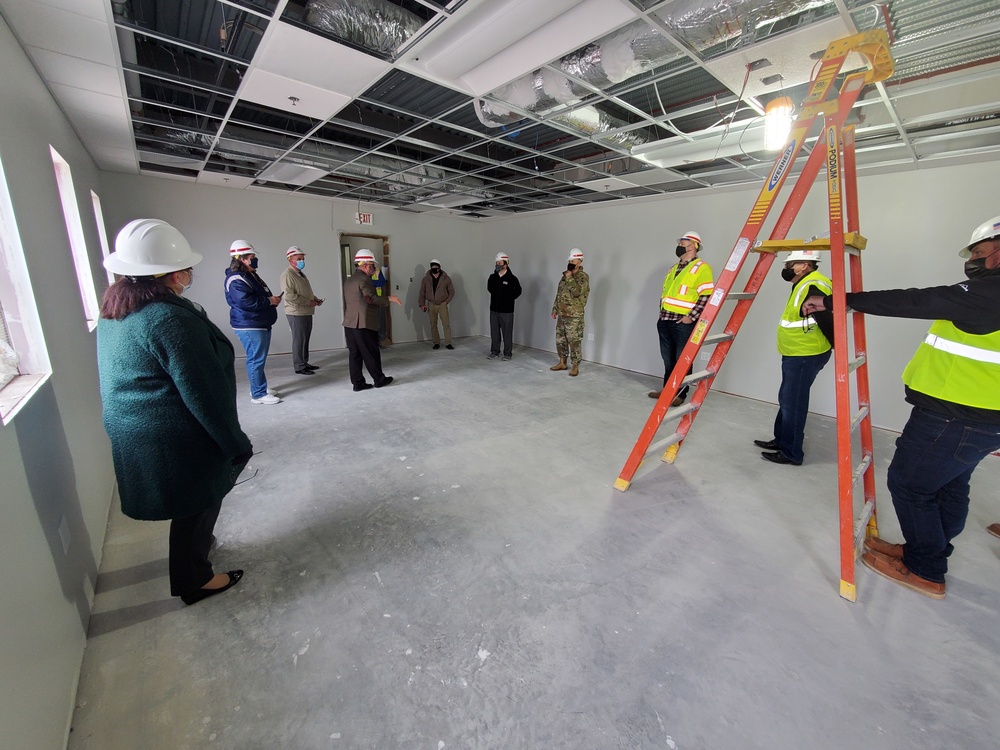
{"left": 772, "top": 350, "right": 831, "bottom": 463}
{"left": 656, "top": 318, "right": 695, "bottom": 400}
{"left": 235, "top": 329, "right": 271, "bottom": 399}
{"left": 887, "top": 407, "right": 1000, "bottom": 582}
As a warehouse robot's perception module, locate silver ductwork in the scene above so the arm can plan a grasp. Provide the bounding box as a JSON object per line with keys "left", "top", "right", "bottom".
{"left": 305, "top": 0, "right": 423, "bottom": 56}
{"left": 660, "top": 0, "right": 830, "bottom": 53}
{"left": 476, "top": 20, "right": 682, "bottom": 130}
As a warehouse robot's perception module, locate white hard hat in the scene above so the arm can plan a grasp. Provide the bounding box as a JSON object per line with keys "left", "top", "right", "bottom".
{"left": 430, "top": 259, "right": 441, "bottom": 267}
{"left": 286, "top": 246, "right": 305, "bottom": 258}
{"left": 785, "top": 249, "right": 821, "bottom": 264}
{"left": 960, "top": 215, "right": 1000, "bottom": 257}
{"left": 567, "top": 248, "right": 584, "bottom": 262}
{"left": 229, "top": 240, "right": 254, "bottom": 256}
{"left": 354, "top": 249, "right": 376, "bottom": 264}
{"left": 495, "top": 252, "right": 509, "bottom": 263}
{"left": 105, "top": 219, "right": 202, "bottom": 275}
{"left": 680, "top": 231, "right": 702, "bottom": 246}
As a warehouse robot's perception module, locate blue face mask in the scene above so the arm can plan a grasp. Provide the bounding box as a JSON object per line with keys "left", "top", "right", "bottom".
{"left": 248, "top": 257, "right": 259, "bottom": 270}
{"left": 296, "top": 259, "right": 305, "bottom": 270}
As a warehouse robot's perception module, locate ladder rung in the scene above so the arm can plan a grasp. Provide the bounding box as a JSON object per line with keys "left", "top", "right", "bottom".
{"left": 848, "top": 354, "right": 866, "bottom": 373}
{"left": 703, "top": 332, "right": 734, "bottom": 346}
{"left": 849, "top": 405, "right": 870, "bottom": 434}
{"left": 661, "top": 401, "right": 698, "bottom": 424}
{"left": 646, "top": 431, "right": 684, "bottom": 458}
{"left": 852, "top": 499, "right": 877, "bottom": 550}
{"left": 727, "top": 292, "right": 755, "bottom": 301}
{"left": 850, "top": 453, "right": 873, "bottom": 491}
{"left": 682, "top": 369, "right": 714, "bottom": 387}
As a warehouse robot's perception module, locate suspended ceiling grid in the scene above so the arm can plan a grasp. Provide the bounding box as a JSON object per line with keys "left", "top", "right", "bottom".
{"left": 2, "top": 0, "right": 1000, "bottom": 218}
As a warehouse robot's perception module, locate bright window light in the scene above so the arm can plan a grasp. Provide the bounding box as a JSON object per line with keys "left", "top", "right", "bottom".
{"left": 91, "top": 190, "right": 115, "bottom": 285}
{"left": 50, "top": 146, "right": 100, "bottom": 331}
{"left": 764, "top": 96, "right": 794, "bottom": 151}
{"left": 0, "top": 151, "right": 52, "bottom": 424}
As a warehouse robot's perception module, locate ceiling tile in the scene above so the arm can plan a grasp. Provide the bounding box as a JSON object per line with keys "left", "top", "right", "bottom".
{"left": 26, "top": 46, "right": 121, "bottom": 97}
{"left": 2, "top": 1, "right": 116, "bottom": 65}
{"left": 256, "top": 21, "right": 391, "bottom": 97}
{"left": 240, "top": 69, "right": 351, "bottom": 121}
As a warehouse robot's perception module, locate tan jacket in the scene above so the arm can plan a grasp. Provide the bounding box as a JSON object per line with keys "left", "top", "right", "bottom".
{"left": 342, "top": 268, "right": 388, "bottom": 330}
{"left": 280, "top": 266, "right": 318, "bottom": 316}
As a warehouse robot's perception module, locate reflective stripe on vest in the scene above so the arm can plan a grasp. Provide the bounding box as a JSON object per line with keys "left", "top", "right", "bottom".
{"left": 902, "top": 320, "right": 1000, "bottom": 410}
{"left": 661, "top": 259, "right": 714, "bottom": 315}
{"left": 776, "top": 270, "right": 832, "bottom": 356}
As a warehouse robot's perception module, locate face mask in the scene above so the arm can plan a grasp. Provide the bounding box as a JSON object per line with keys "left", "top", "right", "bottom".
{"left": 675, "top": 245, "right": 687, "bottom": 257}
{"left": 295, "top": 260, "right": 305, "bottom": 270}
{"left": 567, "top": 262, "right": 576, "bottom": 272}
{"left": 495, "top": 264, "right": 504, "bottom": 273}
{"left": 180, "top": 272, "right": 193, "bottom": 292}
{"left": 964, "top": 258, "right": 989, "bottom": 278}
{"left": 780, "top": 267, "right": 797, "bottom": 282}
{"left": 249, "top": 257, "right": 259, "bottom": 270}
{"left": 431, "top": 269, "right": 440, "bottom": 275}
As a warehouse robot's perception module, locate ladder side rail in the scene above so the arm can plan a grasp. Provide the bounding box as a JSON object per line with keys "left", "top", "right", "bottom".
{"left": 822, "top": 114, "right": 858, "bottom": 601}
{"left": 843, "top": 126, "right": 880, "bottom": 539}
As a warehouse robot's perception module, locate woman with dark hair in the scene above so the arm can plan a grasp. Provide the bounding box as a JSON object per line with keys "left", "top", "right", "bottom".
{"left": 98, "top": 219, "right": 252, "bottom": 605}
{"left": 225, "top": 241, "right": 281, "bottom": 404}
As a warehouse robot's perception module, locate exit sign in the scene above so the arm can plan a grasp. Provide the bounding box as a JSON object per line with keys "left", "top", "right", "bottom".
{"left": 355, "top": 212, "right": 373, "bottom": 225}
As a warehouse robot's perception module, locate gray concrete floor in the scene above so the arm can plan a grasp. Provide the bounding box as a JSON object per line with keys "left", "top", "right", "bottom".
{"left": 70, "top": 339, "right": 1000, "bottom": 749}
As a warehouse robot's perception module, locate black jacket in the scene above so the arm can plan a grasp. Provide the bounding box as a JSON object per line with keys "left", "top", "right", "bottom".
{"left": 488, "top": 269, "right": 522, "bottom": 313}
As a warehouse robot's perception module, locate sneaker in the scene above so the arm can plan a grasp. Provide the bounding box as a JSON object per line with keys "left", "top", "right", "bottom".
{"left": 487, "top": 353, "right": 500, "bottom": 360}
{"left": 251, "top": 394, "right": 281, "bottom": 405}
{"left": 988, "top": 523, "right": 1000, "bottom": 539}
{"left": 501, "top": 355, "right": 510, "bottom": 361}
{"left": 266, "top": 388, "right": 278, "bottom": 396}
{"left": 864, "top": 536, "right": 903, "bottom": 559}
{"left": 860, "top": 552, "right": 945, "bottom": 599}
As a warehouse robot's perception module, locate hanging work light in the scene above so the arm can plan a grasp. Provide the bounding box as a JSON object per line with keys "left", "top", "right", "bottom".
{"left": 764, "top": 96, "right": 794, "bottom": 150}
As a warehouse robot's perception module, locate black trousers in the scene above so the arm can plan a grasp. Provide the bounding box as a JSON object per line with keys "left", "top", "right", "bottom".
{"left": 169, "top": 500, "right": 222, "bottom": 596}
{"left": 490, "top": 311, "right": 514, "bottom": 357}
{"left": 287, "top": 314, "right": 313, "bottom": 371}
{"left": 345, "top": 327, "right": 387, "bottom": 386}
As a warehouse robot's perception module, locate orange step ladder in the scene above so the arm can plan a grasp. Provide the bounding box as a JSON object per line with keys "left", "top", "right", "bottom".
{"left": 613, "top": 31, "right": 893, "bottom": 601}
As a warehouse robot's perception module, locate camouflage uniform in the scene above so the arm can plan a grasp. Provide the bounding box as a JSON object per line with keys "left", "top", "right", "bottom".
{"left": 551, "top": 269, "right": 590, "bottom": 366}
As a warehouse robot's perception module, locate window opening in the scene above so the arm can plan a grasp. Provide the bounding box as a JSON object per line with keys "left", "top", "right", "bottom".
{"left": 50, "top": 146, "right": 100, "bottom": 330}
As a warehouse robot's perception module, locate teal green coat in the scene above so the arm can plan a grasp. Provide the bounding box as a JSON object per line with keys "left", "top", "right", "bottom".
{"left": 97, "top": 296, "right": 252, "bottom": 521}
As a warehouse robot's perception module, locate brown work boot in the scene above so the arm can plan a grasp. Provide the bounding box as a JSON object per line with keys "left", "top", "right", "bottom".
{"left": 670, "top": 396, "right": 684, "bottom": 407}
{"left": 864, "top": 536, "right": 903, "bottom": 559}
{"left": 860, "top": 552, "right": 945, "bottom": 599}
{"left": 568, "top": 364, "right": 579, "bottom": 376}
{"left": 550, "top": 358, "right": 567, "bottom": 371}
{"left": 988, "top": 523, "right": 1000, "bottom": 539}
{"left": 647, "top": 390, "right": 661, "bottom": 399}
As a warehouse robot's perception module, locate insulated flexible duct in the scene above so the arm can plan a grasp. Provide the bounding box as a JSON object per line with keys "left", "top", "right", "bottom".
{"left": 305, "top": 0, "right": 423, "bottom": 56}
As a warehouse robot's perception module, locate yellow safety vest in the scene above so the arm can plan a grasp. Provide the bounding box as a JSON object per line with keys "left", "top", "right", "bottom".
{"left": 902, "top": 320, "right": 1000, "bottom": 410}
{"left": 776, "top": 270, "right": 833, "bottom": 356}
{"left": 661, "top": 259, "right": 715, "bottom": 315}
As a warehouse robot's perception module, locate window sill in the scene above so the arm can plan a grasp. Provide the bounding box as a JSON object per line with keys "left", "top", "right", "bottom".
{"left": 0, "top": 372, "right": 51, "bottom": 425}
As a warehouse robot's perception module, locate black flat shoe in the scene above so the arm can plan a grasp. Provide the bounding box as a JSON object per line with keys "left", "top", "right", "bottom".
{"left": 375, "top": 376, "right": 394, "bottom": 388}
{"left": 761, "top": 451, "right": 802, "bottom": 466}
{"left": 181, "top": 570, "right": 244, "bottom": 605}
{"left": 754, "top": 439, "right": 779, "bottom": 450}
{"left": 445, "top": 344, "right": 454, "bottom": 350}
{"left": 432, "top": 344, "right": 440, "bottom": 350}
{"left": 295, "top": 369, "right": 314, "bottom": 375}
{"left": 353, "top": 383, "right": 374, "bottom": 392}
{"left": 304, "top": 364, "right": 319, "bottom": 371}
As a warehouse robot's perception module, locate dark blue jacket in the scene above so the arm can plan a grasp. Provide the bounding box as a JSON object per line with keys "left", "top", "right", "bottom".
{"left": 225, "top": 268, "right": 278, "bottom": 330}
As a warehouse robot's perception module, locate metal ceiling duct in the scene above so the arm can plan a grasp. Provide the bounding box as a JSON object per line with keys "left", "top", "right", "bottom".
{"left": 660, "top": 0, "right": 831, "bottom": 53}
{"left": 475, "top": 19, "right": 682, "bottom": 129}
{"left": 304, "top": 0, "right": 423, "bottom": 56}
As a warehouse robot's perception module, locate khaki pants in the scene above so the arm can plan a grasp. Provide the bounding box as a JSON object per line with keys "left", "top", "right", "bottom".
{"left": 429, "top": 303, "right": 452, "bottom": 344}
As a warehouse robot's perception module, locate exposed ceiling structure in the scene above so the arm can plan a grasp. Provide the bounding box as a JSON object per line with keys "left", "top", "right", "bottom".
{"left": 3, "top": 0, "right": 1000, "bottom": 219}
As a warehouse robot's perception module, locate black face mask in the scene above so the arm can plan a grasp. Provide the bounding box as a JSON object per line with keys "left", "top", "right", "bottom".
{"left": 567, "top": 263, "right": 576, "bottom": 272}
{"left": 964, "top": 258, "right": 989, "bottom": 278}
{"left": 675, "top": 245, "right": 687, "bottom": 257}
{"left": 780, "top": 267, "right": 797, "bottom": 282}
{"left": 431, "top": 268, "right": 440, "bottom": 275}
{"left": 249, "top": 257, "right": 259, "bottom": 270}
{"left": 495, "top": 264, "right": 504, "bottom": 273}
